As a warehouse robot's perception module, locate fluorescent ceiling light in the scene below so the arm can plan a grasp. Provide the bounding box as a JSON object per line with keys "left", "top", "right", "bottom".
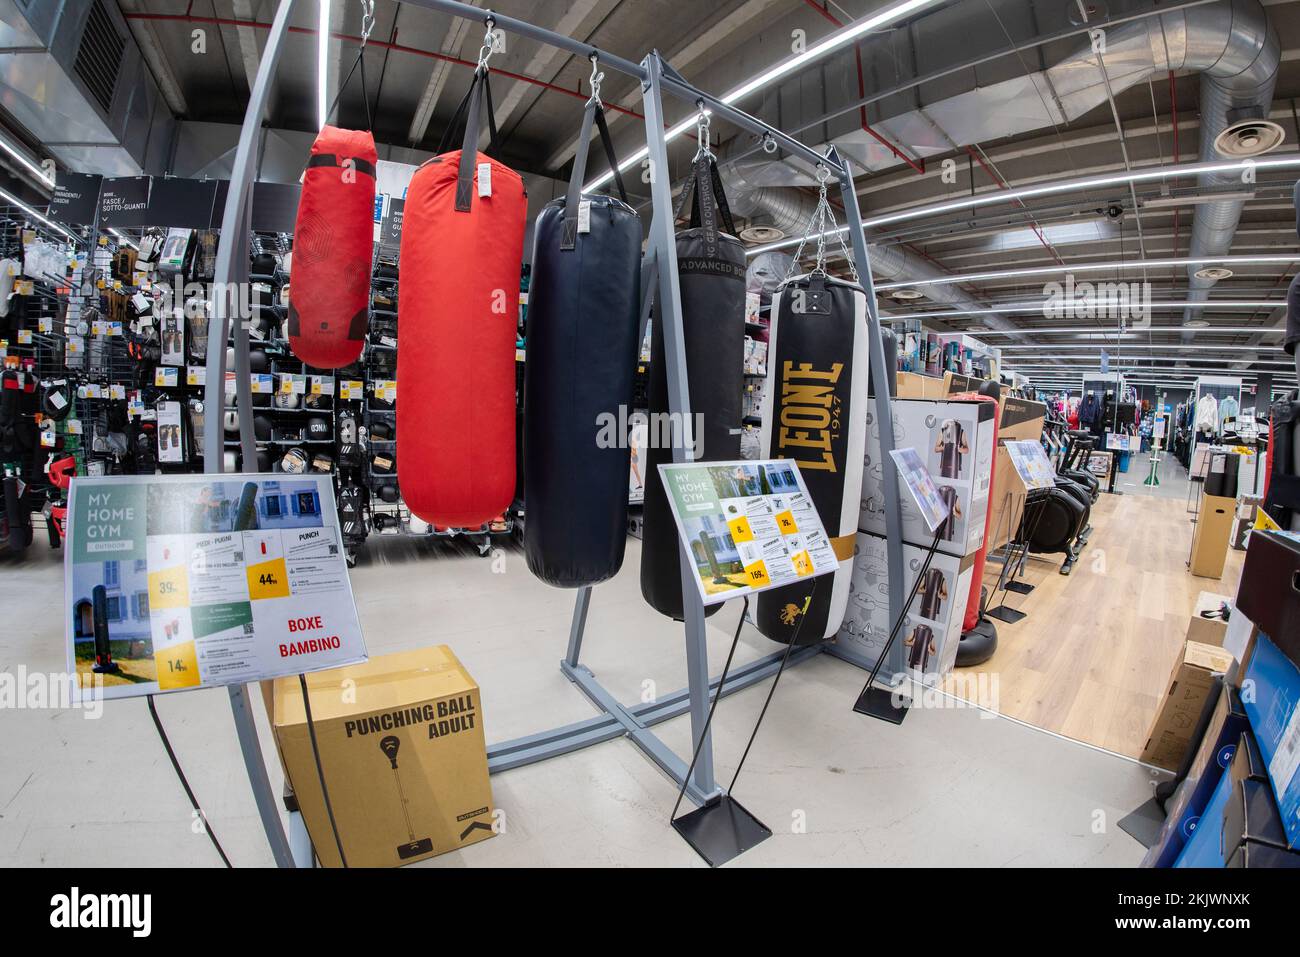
{"left": 882, "top": 300, "right": 1284, "bottom": 320}
{"left": 585, "top": 0, "right": 945, "bottom": 191}
{"left": 999, "top": 343, "right": 1280, "bottom": 352}
{"left": 1142, "top": 191, "right": 1256, "bottom": 209}
{"left": 747, "top": 154, "right": 1300, "bottom": 257}
{"left": 953, "top": 326, "right": 1282, "bottom": 336}
{"left": 317, "top": 0, "right": 330, "bottom": 131}
{"left": 0, "top": 128, "right": 55, "bottom": 192}
{"left": 876, "top": 255, "right": 1299, "bottom": 291}
{"left": 0, "top": 186, "right": 75, "bottom": 241}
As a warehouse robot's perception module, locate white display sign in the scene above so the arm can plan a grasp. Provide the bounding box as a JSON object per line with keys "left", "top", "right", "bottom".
{"left": 64, "top": 473, "right": 367, "bottom": 700}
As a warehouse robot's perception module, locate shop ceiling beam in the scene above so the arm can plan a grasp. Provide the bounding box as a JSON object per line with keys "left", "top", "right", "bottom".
{"left": 203, "top": 0, "right": 300, "bottom": 869}
{"left": 406, "top": 0, "right": 481, "bottom": 146}
{"left": 118, "top": 0, "right": 189, "bottom": 116}
{"left": 231, "top": 0, "right": 268, "bottom": 95}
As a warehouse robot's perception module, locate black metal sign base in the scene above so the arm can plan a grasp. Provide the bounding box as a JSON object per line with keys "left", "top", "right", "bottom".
{"left": 986, "top": 604, "right": 1027, "bottom": 624}
{"left": 1004, "top": 580, "right": 1035, "bottom": 595}
{"left": 672, "top": 795, "right": 772, "bottom": 867}
{"left": 853, "top": 684, "right": 909, "bottom": 724}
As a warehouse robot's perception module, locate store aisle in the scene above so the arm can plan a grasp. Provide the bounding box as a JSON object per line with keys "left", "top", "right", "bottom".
{"left": 0, "top": 538, "right": 1156, "bottom": 868}
{"left": 955, "top": 491, "right": 1246, "bottom": 758}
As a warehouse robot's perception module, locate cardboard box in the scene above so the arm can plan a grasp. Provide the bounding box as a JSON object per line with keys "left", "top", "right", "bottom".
{"left": 272, "top": 646, "right": 495, "bottom": 867}
{"left": 1187, "top": 591, "right": 1232, "bottom": 647}
{"left": 859, "top": 397, "right": 997, "bottom": 558}
{"left": 998, "top": 396, "right": 1047, "bottom": 442}
{"left": 1239, "top": 633, "right": 1300, "bottom": 849}
{"left": 1190, "top": 494, "right": 1236, "bottom": 579}
{"left": 1235, "top": 530, "right": 1300, "bottom": 666}
{"left": 835, "top": 530, "right": 976, "bottom": 680}
{"left": 895, "top": 371, "right": 946, "bottom": 400}
{"left": 1142, "top": 685, "right": 1249, "bottom": 867}
{"left": 1141, "top": 640, "right": 1236, "bottom": 771}
{"left": 943, "top": 371, "right": 990, "bottom": 395}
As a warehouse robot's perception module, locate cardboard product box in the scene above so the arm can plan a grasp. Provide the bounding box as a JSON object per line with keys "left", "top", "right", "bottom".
{"left": 943, "top": 371, "right": 989, "bottom": 396}
{"left": 998, "top": 396, "right": 1047, "bottom": 442}
{"left": 1239, "top": 633, "right": 1300, "bottom": 849}
{"left": 1143, "top": 685, "right": 1249, "bottom": 867}
{"left": 1235, "top": 530, "right": 1300, "bottom": 666}
{"left": 896, "top": 371, "right": 946, "bottom": 400}
{"left": 1187, "top": 591, "right": 1232, "bottom": 647}
{"left": 835, "top": 530, "right": 976, "bottom": 681}
{"left": 272, "top": 646, "right": 495, "bottom": 867}
{"left": 1190, "top": 494, "right": 1236, "bottom": 579}
{"left": 1141, "top": 640, "right": 1236, "bottom": 771}
{"left": 859, "top": 397, "right": 997, "bottom": 558}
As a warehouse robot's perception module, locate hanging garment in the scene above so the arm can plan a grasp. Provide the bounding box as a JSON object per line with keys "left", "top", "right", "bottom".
{"left": 1218, "top": 394, "right": 1239, "bottom": 433}
{"left": 1195, "top": 392, "right": 1220, "bottom": 434}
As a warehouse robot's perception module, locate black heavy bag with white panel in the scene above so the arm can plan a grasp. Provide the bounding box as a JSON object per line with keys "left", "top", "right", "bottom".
{"left": 524, "top": 94, "right": 641, "bottom": 587}
{"left": 641, "top": 151, "right": 746, "bottom": 620}
{"left": 755, "top": 183, "right": 869, "bottom": 646}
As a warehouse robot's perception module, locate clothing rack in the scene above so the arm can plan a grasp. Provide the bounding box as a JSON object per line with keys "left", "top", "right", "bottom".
{"left": 205, "top": 0, "right": 907, "bottom": 866}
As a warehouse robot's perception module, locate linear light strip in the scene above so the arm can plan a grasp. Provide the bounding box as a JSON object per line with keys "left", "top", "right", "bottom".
{"left": 747, "top": 154, "right": 1300, "bottom": 257}
{"left": 875, "top": 255, "right": 1300, "bottom": 291}
{"left": 585, "top": 0, "right": 946, "bottom": 191}
{"left": 317, "top": 0, "right": 330, "bottom": 132}
{"left": 0, "top": 186, "right": 76, "bottom": 242}
{"left": 883, "top": 300, "right": 1284, "bottom": 319}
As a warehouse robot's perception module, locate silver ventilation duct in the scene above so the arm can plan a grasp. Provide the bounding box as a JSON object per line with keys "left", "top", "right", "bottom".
{"left": 722, "top": 0, "right": 1281, "bottom": 340}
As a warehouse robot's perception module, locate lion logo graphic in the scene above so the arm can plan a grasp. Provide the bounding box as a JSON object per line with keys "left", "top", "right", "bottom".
{"left": 780, "top": 603, "right": 803, "bottom": 626}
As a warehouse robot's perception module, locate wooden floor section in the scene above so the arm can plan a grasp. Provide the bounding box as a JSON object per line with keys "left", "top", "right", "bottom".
{"left": 946, "top": 490, "right": 1246, "bottom": 759}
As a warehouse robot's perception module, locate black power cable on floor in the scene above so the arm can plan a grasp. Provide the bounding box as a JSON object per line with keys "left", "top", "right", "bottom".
{"left": 298, "top": 673, "right": 349, "bottom": 868}
{"left": 146, "top": 694, "right": 232, "bottom": 868}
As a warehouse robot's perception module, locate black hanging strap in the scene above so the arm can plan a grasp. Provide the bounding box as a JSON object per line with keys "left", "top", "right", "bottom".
{"left": 670, "top": 155, "right": 738, "bottom": 256}
{"left": 445, "top": 68, "right": 502, "bottom": 212}
{"left": 561, "top": 101, "right": 627, "bottom": 250}
{"left": 326, "top": 43, "right": 373, "bottom": 131}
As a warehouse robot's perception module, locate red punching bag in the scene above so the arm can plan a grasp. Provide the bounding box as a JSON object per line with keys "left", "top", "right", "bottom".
{"left": 288, "top": 125, "right": 376, "bottom": 369}
{"left": 954, "top": 392, "right": 999, "bottom": 634}
{"left": 398, "top": 68, "right": 525, "bottom": 528}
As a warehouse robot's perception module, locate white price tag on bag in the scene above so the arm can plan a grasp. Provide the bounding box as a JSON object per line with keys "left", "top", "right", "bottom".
{"left": 478, "top": 162, "right": 492, "bottom": 198}
{"left": 577, "top": 200, "right": 591, "bottom": 234}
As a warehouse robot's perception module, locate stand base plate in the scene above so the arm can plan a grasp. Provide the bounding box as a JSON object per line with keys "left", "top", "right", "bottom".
{"left": 672, "top": 795, "right": 771, "bottom": 867}
{"left": 987, "top": 605, "right": 1027, "bottom": 624}
{"left": 853, "top": 684, "right": 909, "bottom": 724}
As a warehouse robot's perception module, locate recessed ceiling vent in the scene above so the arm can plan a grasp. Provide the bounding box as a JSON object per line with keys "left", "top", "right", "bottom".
{"left": 1193, "top": 266, "right": 1234, "bottom": 281}
{"left": 1213, "top": 119, "right": 1285, "bottom": 158}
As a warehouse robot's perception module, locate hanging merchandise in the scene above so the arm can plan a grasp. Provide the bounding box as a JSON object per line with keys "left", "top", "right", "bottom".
{"left": 640, "top": 111, "right": 746, "bottom": 621}
{"left": 523, "top": 64, "right": 641, "bottom": 587}
{"left": 398, "top": 23, "right": 525, "bottom": 528}
{"left": 288, "top": 11, "right": 379, "bottom": 369}
{"left": 753, "top": 165, "right": 868, "bottom": 646}
{"left": 1264, "top": 392, "right": 1300, "bottom": 528}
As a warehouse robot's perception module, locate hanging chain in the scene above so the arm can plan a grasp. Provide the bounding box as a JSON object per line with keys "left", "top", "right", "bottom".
{"left": 359, "top": 0, "right": 376, "bottom": 46}
{"left": 476, "top": 18, "right": 499, "bottom": 73}
{"left": 692, "top": 103, "right": 713, "bottom": 162}
{"left": 786, "top": 164, "right": 859, "bottom": 282}
{"left": 587, "top": 54, "right": 604, "bottom": 108}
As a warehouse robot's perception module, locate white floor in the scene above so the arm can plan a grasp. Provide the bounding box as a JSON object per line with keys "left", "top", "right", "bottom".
{"left": 0, "top": 534, "right": 1162, "bottom": 867}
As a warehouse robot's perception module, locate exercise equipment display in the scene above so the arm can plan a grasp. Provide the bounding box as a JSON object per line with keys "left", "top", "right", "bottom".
{"left": 288, "top": 127, "right": 377, "bottom": 369}
{"left": 755, "top": 169, "right": 869, "bottom": 646}
{"left": 640, "top": 143, "right": 746, "bottom": 620}
{"left": 398, "top": 57, "right": 525, "bottom": 529}
{"left": 524, "top": 84, "right": 641, "bottom": 587}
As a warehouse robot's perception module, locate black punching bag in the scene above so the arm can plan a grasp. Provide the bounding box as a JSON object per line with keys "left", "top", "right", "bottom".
{"left": 640, "top": 155, "right": 746, "bottom": 620}
{"left": 91, "top": 584, "right": 119, "bottom": 674}
{"left": 755, "top": 274, "right": 869, "bottom": 645}
{"left": 524, "top": 100, "right": 641, "bottom": 587}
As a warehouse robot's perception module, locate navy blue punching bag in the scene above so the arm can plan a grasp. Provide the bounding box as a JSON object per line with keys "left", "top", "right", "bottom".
{"left": 524, "top": 100, "right": 641, "bottom": 587}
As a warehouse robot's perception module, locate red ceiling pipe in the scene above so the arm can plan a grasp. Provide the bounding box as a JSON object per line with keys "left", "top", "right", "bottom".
{"left": 801, "top": 0, "right": 924, "bottom": 173}
{"left": 122, "top": 11, "right": 646, "bottom": 121}
{"left": 965, "top": 145, "right": 1064, "bottom": 266}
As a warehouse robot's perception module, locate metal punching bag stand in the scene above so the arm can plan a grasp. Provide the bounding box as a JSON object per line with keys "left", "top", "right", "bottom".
{"left": 207, "top": 0, "right": 907, "bottom": 866}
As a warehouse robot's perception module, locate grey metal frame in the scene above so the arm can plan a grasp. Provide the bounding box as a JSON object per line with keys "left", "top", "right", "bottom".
{"left": 208, "top": 0, "right": 907, "bottom": 865}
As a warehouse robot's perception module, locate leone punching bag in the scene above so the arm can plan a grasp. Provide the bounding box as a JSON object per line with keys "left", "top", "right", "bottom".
{"left": 398, "top": 65, "right": 525, "bottom": 528}
{"left": 640, "top": 153, "right": 746, "bottom": 621}
{"left": 524, "top": 97, "right": 641, "bottom": 587}
{"left": 754, "top": 271, "right": 869, "bottom": 645}
{"left": 288, "top": 125, "right": 377, "bottom": 368}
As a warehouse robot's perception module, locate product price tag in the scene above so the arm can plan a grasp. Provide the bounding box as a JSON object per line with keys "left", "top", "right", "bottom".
{"left": 91, "top": 320, "right": 106, "bottom": 336}
{"left": 67, "top": 419, "right": 82, "bottom": 435}
{"left": 279, "top": 373, "right": 306, "bottom": 395}
{"left": 83, "top": 383, "right": 103, "bottom": 399}
{"left": 478, "top": 162, "right": 492, "bottom": 198}
{"left": 66, "top": 336, "right": 84, "bottom": 356}
{"left": 108, "top": 322, "right": 123, "bottom": 337}
{"left": 187, "top": 366, "right": 206, "bottom": 387}
{"left": 17, "top": 328, "right": 32, "bottom": 344}
{"left": 13, "top": 279, "right": 33, "bottom": 296}
{"left": 373, "top": 379, "right": 397, "bottom": 402}
{"left": 38, "top": 317, "right": 52, "bottom": 333}
{"left": 109, "top": 384, "right": 126, "bottom": 400}
{"left": 338, "top": 379, "right": 363, "bottom": 400}
{"left": 309, "top": 375, "right": 335, "bottom": 396}
{"left": 40, "top": 428, "right": 56, "bottom": 448}
{"left": 250, "top": 374, "right": 273, "bottom": 395}
{"left": 155, "top": 366, "right": 179, "bottom": 387}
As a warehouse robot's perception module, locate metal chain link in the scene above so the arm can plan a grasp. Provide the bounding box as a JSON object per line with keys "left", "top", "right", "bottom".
{"left": 476, "top": 19, "right": 499, "bottom": 72}
{"left": 785, "top": 164, "right": 859, "bottom": 282}
{"left": 587, "top": 55, "right": 604, "bottom": 108}
{"left": 692, "top": 104, "right": 713, "bottom": 162}
{"left": 359, "top": 0, "right": 376, "bottom": 45}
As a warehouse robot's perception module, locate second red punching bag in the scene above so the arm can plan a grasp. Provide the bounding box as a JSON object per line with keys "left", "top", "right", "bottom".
{"left": 288, "top": 125, "right": 376, "bottom": 369}
{"left": 398, "top": 67, "right": 525, "bottom": 528}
